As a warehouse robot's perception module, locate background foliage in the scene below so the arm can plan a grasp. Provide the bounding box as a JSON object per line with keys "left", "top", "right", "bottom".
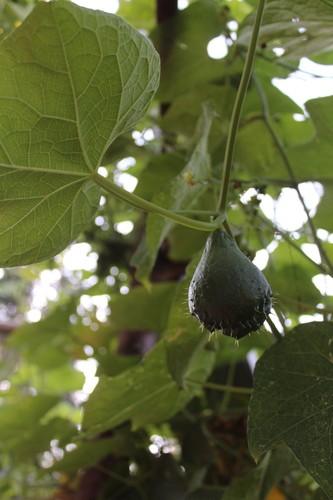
{"left": 0, "top": 0, "right": 333, "bottom": 498}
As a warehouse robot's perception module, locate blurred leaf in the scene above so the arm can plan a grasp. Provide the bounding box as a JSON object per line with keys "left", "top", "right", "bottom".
{"left": 132, "top": 103, "right": 213, "bottom": 282}
{"left": 0, "top": 394, "right": 59, "bottom": 443}
{"left": 83, "top": 340, "right": 215, "bottom": 436}
{"left": 110, "top": 282, "right": 177, "bottom": 333}
{"left": 265, "top": 241, "right": 322, "bottom": 309}
{"left": 244, "top": 74, "right": 303, "bottom": 118}
{"left": 52, "top": 432, "right": 136, "bottom": 473}
{"left": 248, "top": 322, "right": 333, "bottom": 497}
{"left": 234, "top": 119, "right": 285, "bottom": 178}
{"left": 165, "top": 256, "right": 212, "bottom": 385}
{"left": 168, "top": 225, "right": 208, "bottom": 262}
{"left": 7, "top": 300, "right": 80, "bottom": 368}
{"left": 227, "top": 0, "right": 254, "bottom": 22}
{"left": 135, "top": 153, "right": 185, "bottom": 201}
{"left": 161, "top": 84, "right": 236, "bottom": 138}
{"left": 8, "top": 417, "right": 76, "bottom": 462}
{"left": 313, "top": 182, "right": 333, "bottom": 233}
{"left": 118, "top": 0, "right": 155, "bottom": 31}
{"left": 0, "top": 0, "right": 159, "bottom": 266}
{"left": 238, "top": 0, "right": 333, "bottom": 60}
{"left": 11, "top": 362, "right": 85, "bottom": 394}
{"left": 223, "top": 447, "right": 299, "bottom": 500}
{"left": 271, "top": 114, "right": 315, "bottom": 148}
{"left": 151, "top": 0, "right": 228, "bottom": 101}
{"left": 0, "top": 1, "right": 33, "bottom": 39}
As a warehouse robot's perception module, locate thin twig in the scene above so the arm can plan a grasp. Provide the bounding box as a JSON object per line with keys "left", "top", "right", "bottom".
{"left": 252, "top": 73, "right": 333, "bottom": 277}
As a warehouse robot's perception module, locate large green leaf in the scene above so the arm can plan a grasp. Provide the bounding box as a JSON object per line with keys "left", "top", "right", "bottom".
{"left": 248, "top": 322, "right": 333, "bottom": 497}
{"left": 238, "top": 0, "right": 333, "bottom": 60}
{"left": 0, "top": 1, "right": 160, "bottom": 266}
{"left": 83, "top": 340, "right": 215, "bottom": 436}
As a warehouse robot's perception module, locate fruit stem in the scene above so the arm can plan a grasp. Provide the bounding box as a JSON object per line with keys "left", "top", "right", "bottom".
{"left": 216, "top": 0, "right": 266, "bottom": 214}
{"left": 186, "top": 378, "right": 253, "bottom": 395}
{"left": 91, "top": 172, "right": 220, "bottom": 232}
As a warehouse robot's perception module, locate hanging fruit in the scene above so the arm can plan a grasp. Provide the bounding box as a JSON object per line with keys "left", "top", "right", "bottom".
{"left": 188, "top": 229, "right": 272, "bottom": 339}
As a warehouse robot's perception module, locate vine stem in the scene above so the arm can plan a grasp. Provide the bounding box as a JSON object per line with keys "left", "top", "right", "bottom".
{"left": 91, "top": 171, "right": 221, "bottom": 232}
{"left": 216, "top": 0, "right": 266, "bottom": 213}
{"left": 253, "top": 73, "right": 333, "bottom": 277}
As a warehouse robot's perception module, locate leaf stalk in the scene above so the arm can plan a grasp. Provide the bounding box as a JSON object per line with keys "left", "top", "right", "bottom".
{"left": 91, "top": 172, "right": 221, "bottom": 232}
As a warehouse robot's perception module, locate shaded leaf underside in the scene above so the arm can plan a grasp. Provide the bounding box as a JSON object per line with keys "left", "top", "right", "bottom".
{"left": 0, "top": 0, "right": 159, "bottom": 266}
{"left": 248, "top": 322, "right": 333, "bottom": 497}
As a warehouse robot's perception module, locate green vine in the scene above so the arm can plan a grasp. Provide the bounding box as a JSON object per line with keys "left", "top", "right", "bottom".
{"left": 216, "top": 0, "right": 267, "bottom": 218}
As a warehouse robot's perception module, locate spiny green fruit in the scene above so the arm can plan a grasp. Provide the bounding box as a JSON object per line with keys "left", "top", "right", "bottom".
{"left": 188, "top": 229, "right": 272, "bottom": 339}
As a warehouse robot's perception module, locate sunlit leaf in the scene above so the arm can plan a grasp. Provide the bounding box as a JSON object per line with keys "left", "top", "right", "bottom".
{"left": 0, "top": 0, "right": 159, "bottom": 266}
{"left": 83, "top": 340, "right": 215, "bottom": 436}
{"left": 0, "top": 394, "right": 59, "bottom": 442}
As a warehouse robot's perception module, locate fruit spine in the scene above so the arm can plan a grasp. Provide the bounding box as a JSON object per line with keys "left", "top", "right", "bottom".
{"left": 188, "top": 229, "right": 272, "bottom": 339}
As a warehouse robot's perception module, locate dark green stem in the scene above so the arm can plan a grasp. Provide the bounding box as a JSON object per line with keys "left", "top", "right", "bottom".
{"left": 91, "top": 172, "right": 220, "bottom": 232}
{"left": 216, "top": 0, "right": 266, "bottom": 213}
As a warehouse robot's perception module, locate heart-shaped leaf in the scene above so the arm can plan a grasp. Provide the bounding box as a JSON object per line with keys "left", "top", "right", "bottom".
{"left": 0, "top": 1, "right": 160, "bottom": 266}
{"left": 248, "top": 322, "right": 333, "bottom": 497}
